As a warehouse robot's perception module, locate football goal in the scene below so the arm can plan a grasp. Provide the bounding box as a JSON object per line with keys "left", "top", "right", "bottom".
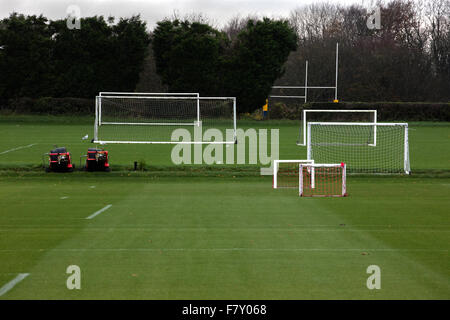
{"left": 93, "top": 94, "right": 237, "bottom": 144}
{"left": 298, "top": 109, "right": 377, "bottom": 146}
{"left": 299, "top": 163, "right": 347, "bottom": 197}
{"left": 307, "top": 122, "right": 410, "bottom": 174}
{"left": 273, "top": 159, "right": 314, "bottom": 188}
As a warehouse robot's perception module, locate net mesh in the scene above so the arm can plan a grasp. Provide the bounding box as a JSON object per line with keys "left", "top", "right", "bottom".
{"left": 300, "top": 165, "right": 345, "bottom": 197}
{"left": 308, "top": 123, "right": 408, "bottom": 174}
{"left": 97, "top": 97, "right": 235, "bottom": 143}
{"left": 299, "top": 110, "right": 376, "bottom": 145}
{"left": 273, "top": 160, "right": 313, "bottom": 188}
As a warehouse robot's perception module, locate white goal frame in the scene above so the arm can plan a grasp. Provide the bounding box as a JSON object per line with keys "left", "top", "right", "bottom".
{"left": 298, "top": 109, "right": 377, "bottom": 146}
{"left": 273, "top": 159, "right": 314, "bottom": 188}
{"left": 306, "top": 122, "right": 410, "bottom": 174}
{"left": 94, "top": 95, "right": 237, "bottom": 144}
{"left": 299, "top": 163, "right": 347, "bottom": 197}
{"left": 96, "top": 92, "right": 200, "bottom": 130}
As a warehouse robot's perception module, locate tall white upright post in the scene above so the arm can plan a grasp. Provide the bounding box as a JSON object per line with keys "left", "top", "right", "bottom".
{"left": 98, "top": 95, "right": 102, "bottom": 126}
{"left": 335, "top": 42, "right": 339, "bottom": 101}
{"left": 94, "top": 96, "right": 99, "bottom": 141}
{"left": 197, "top": 96, "right": 200, "bottom": 126}
{"left": 304, "top": 60, "right": 308, "bottom": 103}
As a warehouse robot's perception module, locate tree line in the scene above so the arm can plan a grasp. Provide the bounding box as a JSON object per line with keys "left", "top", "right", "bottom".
{"left": 273, "top": 0, "right": 450, "bottom": 103}
{"left": 0, "top": 0, "right": 449, "bottom": 115}
{"left": 0, "top": 13, "right": 150, "bottom": 99}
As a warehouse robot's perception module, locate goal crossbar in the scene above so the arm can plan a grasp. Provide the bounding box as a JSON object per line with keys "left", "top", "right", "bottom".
{"left": 99, "top": 92, "right": 199, "bottom": 96}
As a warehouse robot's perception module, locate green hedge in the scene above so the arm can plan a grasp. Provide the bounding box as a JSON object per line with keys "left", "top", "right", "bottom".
{"left": 0, "top": 97, "right": 94, "bottom": 114}
{"left": 305, "top": 102, "right": 450, "bottom": 121}
{"left": 267, "top": 101, "right": 450, "bottom": 121}
{"left": 1, "top": 98, "right": 449, "bottom": 121}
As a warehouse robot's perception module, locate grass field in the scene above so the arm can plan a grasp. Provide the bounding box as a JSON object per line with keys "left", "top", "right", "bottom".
{"left": 0, "top": 114, "right": 449, "bottom": 299}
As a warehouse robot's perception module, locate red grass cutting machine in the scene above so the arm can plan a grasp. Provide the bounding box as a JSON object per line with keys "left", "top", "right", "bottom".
{"left": 82, "top": 148, "right": 110, "bottom": 172}
{"left": 43, "top": 147, "right": 74, "bottom": 172}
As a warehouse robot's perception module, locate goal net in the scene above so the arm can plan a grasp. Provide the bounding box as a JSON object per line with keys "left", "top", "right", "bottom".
{"left": 273, "top": 160, "right": 314, "bottom": 188}
{"left": 94, "top": 95, "right": 237, "bottom": 144}
{"left": 299, "top": 163, "right": 347, "bottom": 197}
{"left": 307, "top": 122, "right": 410, "bottom": 174}
{"left": 298, "top": 109, "right": 377, "bottom": 146}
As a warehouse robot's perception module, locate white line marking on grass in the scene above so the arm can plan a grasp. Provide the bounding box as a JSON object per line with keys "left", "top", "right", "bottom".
{"left": 0, "top": 144, "right": 36, "bottom": 155}
{"left": 86, "top": 204, "right": 112, "bottom": 220}
{"left": 0, "top": 273, "right": 29, "bottom": 297}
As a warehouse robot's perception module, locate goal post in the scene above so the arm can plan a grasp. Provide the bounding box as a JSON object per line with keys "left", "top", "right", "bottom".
{"left": 298, "top": 109, "right": 377, "bottom": 146}
{"left": 93, "top": 95, "right": 237, "bottom": 144}
{"left": 299, "top": 163, "right": 347, "bottom": 197}
{"left": 273, "top": 159, "right": 314, "bottom": 188}
{"left": 307, "top": 122, "right": 410, "bottom": 174}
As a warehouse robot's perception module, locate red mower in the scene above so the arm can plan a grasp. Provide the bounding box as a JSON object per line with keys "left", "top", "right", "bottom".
{"left": 44, "top": 147, "right": 74, "bottom": 172}
{"left": 83, "top": 148, "right": 110, "bottom": 172}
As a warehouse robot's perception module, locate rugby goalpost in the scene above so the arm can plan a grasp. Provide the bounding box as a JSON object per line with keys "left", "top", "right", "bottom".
{"left": 270, "top": 43, "right": 339, "bottom": 104}
{"left": 93, "top": 93, "right": 237, "bottom": 144}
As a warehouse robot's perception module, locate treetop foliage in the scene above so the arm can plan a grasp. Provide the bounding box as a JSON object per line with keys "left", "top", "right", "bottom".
{"left": 1, "top": 0, "right": 449, "bottom": 114}
{"left": 0, "top": 13, "right": 150, "bottom": 99}
{"left": 152, "top": 17, "right": 298, "bottom": 112}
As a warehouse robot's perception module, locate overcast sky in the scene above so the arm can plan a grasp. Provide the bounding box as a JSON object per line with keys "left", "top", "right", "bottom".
{"left": 0, "top": 0, "right": 368, "bottom": 29}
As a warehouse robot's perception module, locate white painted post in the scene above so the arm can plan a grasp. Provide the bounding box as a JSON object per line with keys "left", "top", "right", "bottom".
{"left": 335, "top": 42, "right": 339, "bottom": 101}
{"left": 304, "top": 60, "right": 308, "bottom": 103}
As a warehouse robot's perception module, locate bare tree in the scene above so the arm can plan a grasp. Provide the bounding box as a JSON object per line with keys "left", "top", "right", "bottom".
{"left": 222, "top": 14, "right": 259, "bottom": 42}
{"left": 166, "top": 10, "right": 218, "bottom": 28}
{"left": 289, "top": 2, "right": 342, "bottom": 42}
{"left": 426, "top": 0, "right": 450, "bottom": 77}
